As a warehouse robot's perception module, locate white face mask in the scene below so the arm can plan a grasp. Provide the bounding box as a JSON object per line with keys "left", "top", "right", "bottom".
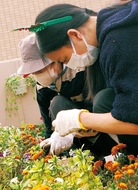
{"left": 67, "top": 35, "right": 99, "bottom": 70}
{"left": 33, "top": 67, "right": 59, "bottom": 87}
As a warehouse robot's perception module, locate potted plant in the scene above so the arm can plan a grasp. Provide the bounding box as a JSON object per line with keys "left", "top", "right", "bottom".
{"left": 5, "top": 73, "right": 36, "bottom": 117}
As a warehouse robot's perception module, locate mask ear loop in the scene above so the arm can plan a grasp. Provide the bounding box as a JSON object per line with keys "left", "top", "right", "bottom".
{"left": 69, "top": 38, "right": 77, "bottom": 54}
{"left": 69, "top": 34, "right": 89, "bottom": 55}
{"left": 80, "top": 35, "right": 89, "bottom": 48}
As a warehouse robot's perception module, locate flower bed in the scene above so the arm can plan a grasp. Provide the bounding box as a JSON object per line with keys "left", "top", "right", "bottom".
{"left": 0, "top": 123, "right": 137, "bottom": 190}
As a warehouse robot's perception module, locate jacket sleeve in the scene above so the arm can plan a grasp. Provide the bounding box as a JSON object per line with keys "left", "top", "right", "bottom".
{"left": 60, "top": 71, "right": 85, "bottom": 97}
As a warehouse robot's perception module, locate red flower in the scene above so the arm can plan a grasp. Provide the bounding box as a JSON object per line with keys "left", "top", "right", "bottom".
{"left": 23, "top": 74, "right": 29, "bottom": 78}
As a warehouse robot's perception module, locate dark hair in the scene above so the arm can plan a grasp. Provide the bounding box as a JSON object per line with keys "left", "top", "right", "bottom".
{"left": 35, "top": 4, "right": 97, "bottom": 54}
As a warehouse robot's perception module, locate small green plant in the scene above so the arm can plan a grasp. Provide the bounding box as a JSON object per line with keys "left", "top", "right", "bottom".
{"left": 0, "top": 123, "right": 137, "bottom": 190}
{"left": 5, "top": 73, "right": 36, "bottom": 117}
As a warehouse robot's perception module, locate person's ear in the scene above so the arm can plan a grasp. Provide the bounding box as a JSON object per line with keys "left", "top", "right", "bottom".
{"left": 67, "top": 29, "right": 82, "bottom": 41}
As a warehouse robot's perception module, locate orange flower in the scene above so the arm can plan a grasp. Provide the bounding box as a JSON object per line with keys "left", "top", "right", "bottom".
{"left": 111, "top": 143, "right": 127, "bottom": 155}
{"left": 22, "top": 170, "right": 29, "bottom": 175}
{"left": 20, "top": 126, "right": 25, "bottom": 130}
{"left": 104, "top": 161, "right": 119, "bottom": 172}
{"left": 118, "top": 182, "right": 128, "bottom": 189}
{"left": 32, "top": 140, "right": 36, "bottom": 145}
{"left": 31, "top": 154, "right": 39, "bottom": 160}
{"left": 44, "top": 155, "right": 52, "bottom": 163}
{"left": 127, "top": 154, "right": 136, "bottom": 162}
{"left": 114, "top": 173, "right": 123, "bottom": 179}
{"left": 28, "top": 124, "right": 36, "bottom": 129}
{"left": 134, "top": 162, "right": 138, "bottom": 168}
{"left": 127, "top": 164, "right": 135, "bottom": 169}
{"left": 111, "top": 146, "right": 119, "bottom": 155}
{"left": 15, "top": 155, "right": 21, "bottom": 159}
{"left": 21, "top": 132, "right": 26, "bottom": 135}
{"left": 39, "top": 126, "right": 44, "bottom": 130}
{"left": 121, "top": 165, "right": 128, "bottom": 171}
{"left": 112, "top": 162, "right": 120, "bottom": 171}
{"left": 24, "top": 140, "right": 30, "bottom": 145}
{"left": 92, "top": 160, "right": 103, "bottom": 175}
{"left": 22, "top": 136, "right": 27, "bottom": 140}
{"left": 104, "top": 161, "right": 113, "bottom": 171}
{"left": 27, "top": 134, "right": 32, "bottom": 138}
{"left": 126, "top": 169, "right": 134, "bottom": 175}
{"left": 115, "top": 170, "right": 122, "bottom": 175}
{"left": 117, "top": 143, "right": 127, "bottom": 150}
{"left": 31, "top": 150, "right": 43, "bottom": 160}
{"left": 38, "top": 150, "right": 44, "bottom": 156}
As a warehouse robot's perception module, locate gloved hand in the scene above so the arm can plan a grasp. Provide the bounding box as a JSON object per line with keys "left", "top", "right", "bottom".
{"left": 40, "top": 131, "right": 74, "bottom": 156}
{"left": 52, "top": 109, "right": 97, "bottom": 136}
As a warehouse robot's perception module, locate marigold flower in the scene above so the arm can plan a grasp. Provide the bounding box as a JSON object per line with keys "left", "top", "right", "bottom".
{"left": 20, "top": 126, "right": 25, "bottom": 130}
{"left": 134, "top": 162, "right": 138, "bottom": 168}
{"left": 112, "top": 162, "right": 120, "bottom": 170}
{"left": 92, "top": 160, "right": 103, "bottom": 175}
{"left": 115, "top": 170, "right": 122, "bottom": 175}
{"left": 127, "top": 164, "right": 135, "bottom": 169}
{"left": 24, "top": 140, "right": 30, "bottom": 145}
{"left": 27, "top": 134, "right": 32, "bottom": 138}
{"left": 117, "top": 143, "right": 127, "bottom": 150}
{"left": 31, "top": 154, "right": 39, "bottom": 160}
{"left": 28, "top": 124, "right": 36, "bottom": 129}
{"left": 31, "top": 150, "right": 43, "bottom": 160}
{"left": 121, "top": 165, "right": 128, "bottom": 171}
{"left": 15, "top": 155, "right": 21, "bottom": 159}
{"left": 126, "top": 169, "right": 134, "bottom": 175}
{"left": 44, "top": 155, "right": 52, "bottom": 163}
{"left": 39, "top": 126, "right": 44, "bottom": 130}
{"left": 32, "top": 141, "right": 36, "bottom": 145}
{"left": 38, "top": 150, "right": 44, "bottom": 156}
{"left": 118, "top": 182, "right": 128, "bottom": 189}
{"left": 104, "top": 161, "right": 113, "bottom": 171}
{"left": 22, "top": 136, "right": 27, "bottom": 140}
{"left": 127, "top": 154, "right": 136, "bottom": 162}
{"left": 111, "top": 143, "right": 127, "bottom": 155}
{"left": 22, "top": 170, "right": 29, "bottom": 175}
{"left": 114, "top": 173, "right": 123, "bottom": 179}
{"left": 21, "top": 132, "right": 26, "bottom": 135}
{"left": 111, "top": 146, "right": 119, "bottom": 155}
{"left": 94, "top": 160, "right": 103, "bottom": 168}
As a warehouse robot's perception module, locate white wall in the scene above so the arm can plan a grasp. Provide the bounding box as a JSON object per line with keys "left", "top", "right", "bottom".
{"left": 0, "top": 59, "right": 43, "bottom": 127}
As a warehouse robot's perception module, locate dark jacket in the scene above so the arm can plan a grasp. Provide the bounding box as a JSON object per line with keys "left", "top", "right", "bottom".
{"left": 36, "top": 67, "right": 92, "bottom": 137}
{"left": 97, "top": 0, "right": 138, "bottom": 124}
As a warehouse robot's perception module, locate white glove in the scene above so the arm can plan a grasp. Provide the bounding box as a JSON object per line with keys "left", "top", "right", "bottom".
{"left": 40, "top": 131, "right": 74, "bottom": 156}
{"left": 52, "top": 109, "right": 98, "bottom": 137}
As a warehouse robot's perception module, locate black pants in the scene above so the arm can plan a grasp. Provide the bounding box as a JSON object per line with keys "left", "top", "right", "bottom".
{"left": 49, "top": 93, "right": 116, "bottom": 158}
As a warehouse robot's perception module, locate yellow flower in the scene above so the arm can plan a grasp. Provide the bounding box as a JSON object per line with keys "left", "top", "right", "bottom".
{"left": 22, "top": 170, "right": 28, "bottom": 175}
{"left": 118, "top": 182, "right": 128, "bottom": 189}
{"left": 126, "top": 169, "right": 134, "bottom": 176}
{"left": 32, "top": 184, "right": 50, "bottom": 190}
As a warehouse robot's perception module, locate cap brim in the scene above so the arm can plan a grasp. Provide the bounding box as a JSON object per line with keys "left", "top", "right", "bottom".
{"left": 17, "top": 58, "right": 52, "bottom": 75}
